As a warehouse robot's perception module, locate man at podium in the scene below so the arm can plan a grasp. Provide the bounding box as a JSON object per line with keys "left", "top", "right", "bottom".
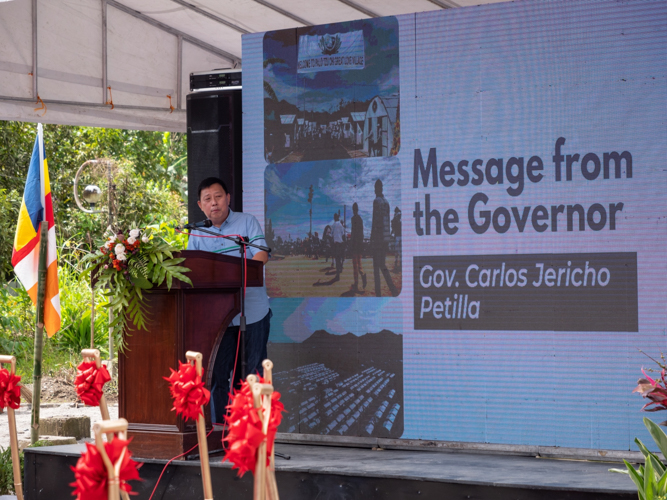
{"left": 186, "top": 177, "right": 271, "bottom": 423}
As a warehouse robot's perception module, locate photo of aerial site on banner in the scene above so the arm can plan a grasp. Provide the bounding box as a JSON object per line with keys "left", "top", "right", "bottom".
{"left": 268, "top": 297, "right": 404, "bottom": 439}
{"left": 264, "top": 157, "right": 401, "bottom": 298}
{"left": 263, "top": 16, "right": 399, "bottom": 163}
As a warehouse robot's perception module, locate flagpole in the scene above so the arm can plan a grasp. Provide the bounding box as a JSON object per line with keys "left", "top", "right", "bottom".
{"left": 31, "top": 124, "right": 48, "bottom": 445}
{"left": 30, "top": 221, "right": 48, "bottom": 445}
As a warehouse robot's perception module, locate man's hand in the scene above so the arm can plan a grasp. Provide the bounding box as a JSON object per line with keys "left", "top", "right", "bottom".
{"left": 252, "top": 251, "right": 269, "bottom": 264}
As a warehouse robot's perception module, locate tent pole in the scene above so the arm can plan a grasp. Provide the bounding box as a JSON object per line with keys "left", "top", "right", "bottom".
{"left": 102, "top": 0, "right": 108, "bottom": 104}
{"left": 31, "top": 0, "right": 37, "bottom": 99}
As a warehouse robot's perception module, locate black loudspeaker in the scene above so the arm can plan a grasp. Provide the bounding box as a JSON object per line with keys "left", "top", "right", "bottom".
{"left": 186, "top": 89, "right": 242, "bottom": 222}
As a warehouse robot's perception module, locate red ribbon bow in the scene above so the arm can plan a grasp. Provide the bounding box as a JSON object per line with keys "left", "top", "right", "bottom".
{"left": 164, "top": 361, "right": 211, "bottom": 422}
{"left": 70, "top": 438, "right": 141, "bottom": 500}
{"left": 0, "top": 368, "right": 21, "bottom": 410}
{"left": 75, "top": 361, "right": 111, "bottom": 407}
{"left": 223, "top": 376, "right": 284, "bottom": 477}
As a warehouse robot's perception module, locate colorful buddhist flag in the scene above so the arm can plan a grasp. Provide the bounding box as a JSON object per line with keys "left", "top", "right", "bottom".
{"left": 11, "top": 124, "right": 61, "bottom": 336}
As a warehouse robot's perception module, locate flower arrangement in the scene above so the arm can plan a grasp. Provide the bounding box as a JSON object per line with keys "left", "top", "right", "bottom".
{"left": 82, "top": 226, "right": 192, "bottom": 349}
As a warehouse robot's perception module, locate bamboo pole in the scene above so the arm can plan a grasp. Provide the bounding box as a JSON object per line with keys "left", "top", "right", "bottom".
{"left": 262, "top": 360, "right": 279, "bottom": 500}
{"left": 251, "top": 382, "right": 267, "bottom": 500}
{"left": 93, "top": 418, "right": 128, "bottom": 500}
{"left": 81, "top": 349, "right": 113, "bottom": 441}
{"left": 90, "top": 287, "right": 95, "bottom": 349}
{"left": 30, "top": 222, "right": 48, "bottom": 445}
{"left": 0, "top": 356, "right": 23, "bottom": 500}
{"left": 106, "top": 161, "right": 115, "bottom": 379}
{"left": 259, "top": 382, "right": 276, "bottom": 500}
{"left": 262, "top": 360, "right": 274, "bottom": 474}
{"left": 185, "top": 351, "right": 213, "bottom": 500}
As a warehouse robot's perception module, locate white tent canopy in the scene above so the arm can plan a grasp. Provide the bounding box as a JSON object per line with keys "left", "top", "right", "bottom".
{"left": 0, "top": 0, "right": 503, "bottom": 131}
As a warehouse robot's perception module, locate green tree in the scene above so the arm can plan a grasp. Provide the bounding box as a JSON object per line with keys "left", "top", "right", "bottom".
{"left": 0, "top": 189, "right": 20, "bottom": 281}
{"left": 0, "top": 121, "right": 188, "bottom": 374}
{"left": 0, "top": 121, "right": 187, "bottom": 257}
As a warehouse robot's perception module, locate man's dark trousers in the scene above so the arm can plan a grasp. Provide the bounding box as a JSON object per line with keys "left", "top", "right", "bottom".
{"left": 210, "top": 309, "right": 272, "bottom": 423}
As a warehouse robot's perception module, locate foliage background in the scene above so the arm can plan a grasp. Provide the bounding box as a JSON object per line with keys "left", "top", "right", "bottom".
{"left": 0, "top": 121, "right": 188, "bottom": 379}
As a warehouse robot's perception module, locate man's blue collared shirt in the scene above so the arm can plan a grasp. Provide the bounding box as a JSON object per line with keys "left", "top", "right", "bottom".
{"left": 186, "top": 209, "right": 269, "bottom": 325}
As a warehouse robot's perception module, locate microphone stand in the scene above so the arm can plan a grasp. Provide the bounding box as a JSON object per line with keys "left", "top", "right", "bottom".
{"left": 184, "top": 224, "right": 271, "bottom": 382}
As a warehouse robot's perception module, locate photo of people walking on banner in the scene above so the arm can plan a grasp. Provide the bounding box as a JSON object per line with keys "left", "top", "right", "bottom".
{"left": 264, "top": 158, "right": 401, "bottom": 298}
{"left": 263, "top": 17, "right": 399, "bottom": 163}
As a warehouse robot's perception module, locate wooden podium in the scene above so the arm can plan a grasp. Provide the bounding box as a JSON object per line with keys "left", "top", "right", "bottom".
{"left": 118, "top": 250, "right": 264, "bottom": 459}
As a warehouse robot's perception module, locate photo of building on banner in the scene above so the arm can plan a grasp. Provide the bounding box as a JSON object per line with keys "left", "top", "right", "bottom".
{"left": 263, "top": 17, "right": 399, "bottom": 164}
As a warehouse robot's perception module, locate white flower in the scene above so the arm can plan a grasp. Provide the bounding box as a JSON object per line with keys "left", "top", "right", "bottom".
{"left": 104, "top": 240, "right": 113, "bottom": 249}
{"left": 129, "top": 229, "right": 140, "bottom": 238}
{"left": 116, "top": 252, "right": 127, "bottom": 261}
{"left": 127, "top": 237, "right": 137, "bottom": 245}
{"left": 141, "top": 235, "right": 150, "bottom": 243}
{"left": 115, "top": 244, "right": 126, "bottom": 255}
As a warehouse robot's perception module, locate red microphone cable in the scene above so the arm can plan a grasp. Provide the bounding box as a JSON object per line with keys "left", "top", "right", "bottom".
{"left": 147, "top": 428, "right": 215, "bottom": 500}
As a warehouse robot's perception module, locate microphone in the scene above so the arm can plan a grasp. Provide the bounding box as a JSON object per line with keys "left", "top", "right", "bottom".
{"left": 184, "top": 219, "right": 213, "bottom": 230}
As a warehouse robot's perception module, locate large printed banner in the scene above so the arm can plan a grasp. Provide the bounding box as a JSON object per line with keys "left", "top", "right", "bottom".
{"left": 242, "top": 0, "right": 667, "bottom": 450}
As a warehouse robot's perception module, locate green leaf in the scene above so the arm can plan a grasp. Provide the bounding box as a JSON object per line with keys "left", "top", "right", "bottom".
{"left": 152, "top": 264, "right": 161, "bottom": 282}
{"left": 158, "top": 267, "right": 166, "bottom": 286}
{"left": 645, "top": 453, "right": 655, "bottom": 499}
{"left": 636, "top": 439, "right": 666, "bottom": 476}
{"left": 645, "top": 417, "right": 667, "bottom": 459}
{"left": 624, "top": 459, "right": 647, "bottom": 500}
{"left": 131, "top": 274, "right": 153, "bottom": 290}
{"left": 657, "top": 468, "right": 667, "bottom": 494}
{"left": 163, "top": 258, "right": 184, "bottom": 267}
{"left": 172, "top": 272, "right": 193, "bottom": 286}
{"left": 168, "top": 265, "right": 190, "bottom": 274}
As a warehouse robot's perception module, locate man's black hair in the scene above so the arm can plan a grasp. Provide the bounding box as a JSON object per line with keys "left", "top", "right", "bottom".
{"left": 198, "top": 177, "right": 229, "bottom": 200}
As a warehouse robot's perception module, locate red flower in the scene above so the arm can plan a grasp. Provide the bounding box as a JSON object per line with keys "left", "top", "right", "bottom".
{"left": 0, "top": 368, "right": 21, "bottom": 410}
{"left": 223, "top": 376, "right": 284, "bottom": 477}
{"left": 164, "top": 362, "right": 210, "bottom": 422}
{"left": 70, "top": 439, "right": 141, "bottom": 500}
{"left": 75, "top": 362, "right": 111, "bottom": 407}
{"left": 634, "top": 368, "right": 667, "bottom": 411}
